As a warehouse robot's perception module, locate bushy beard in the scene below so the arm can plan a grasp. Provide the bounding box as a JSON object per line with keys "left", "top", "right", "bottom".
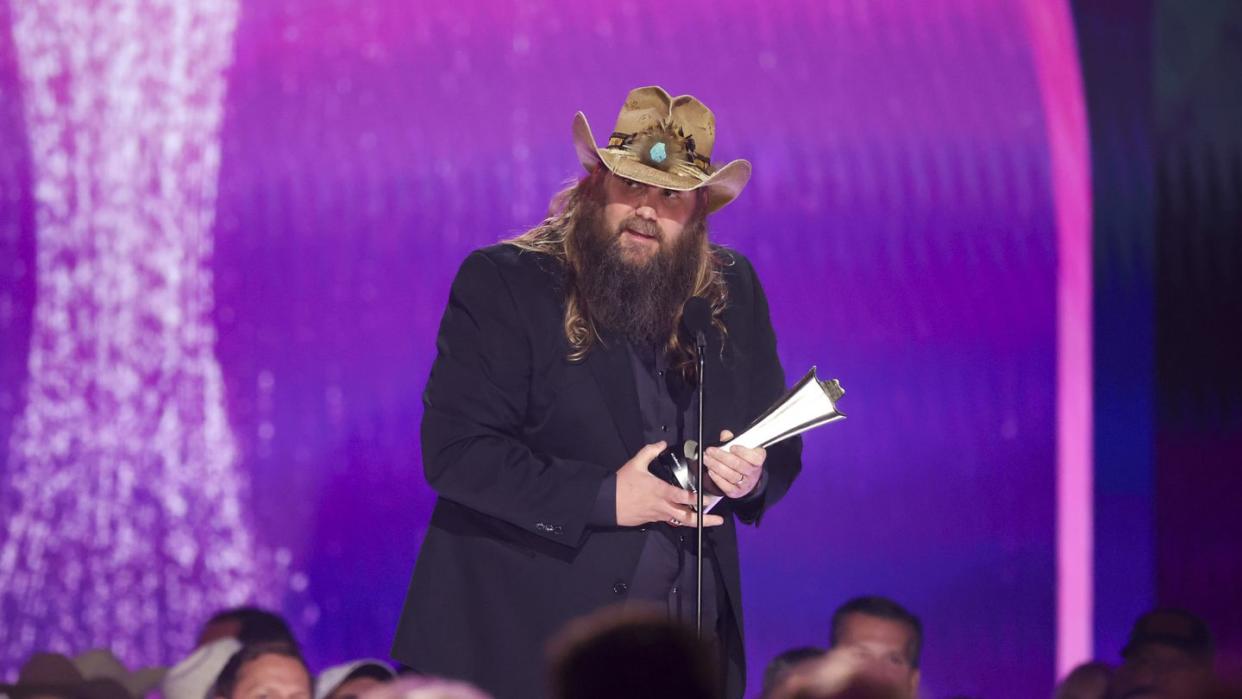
{"left": 573, "top": 201, "right": 705, "bottom": 349}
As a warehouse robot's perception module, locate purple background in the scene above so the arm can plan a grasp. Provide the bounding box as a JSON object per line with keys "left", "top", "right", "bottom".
{"left": 1, "top": 2, "right": 1072, "bottom": 697}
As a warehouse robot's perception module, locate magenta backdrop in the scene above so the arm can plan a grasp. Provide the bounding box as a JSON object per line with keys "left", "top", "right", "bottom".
{"left": 0, "top": 2, "right": 1080, "bottom": 697}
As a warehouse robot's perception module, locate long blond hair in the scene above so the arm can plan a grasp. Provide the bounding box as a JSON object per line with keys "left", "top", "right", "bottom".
{"left": 505, "top": 167, "right": 729, "bottom": 377}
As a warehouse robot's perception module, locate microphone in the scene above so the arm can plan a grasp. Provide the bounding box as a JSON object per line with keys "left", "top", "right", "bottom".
{"left": 679, "top": 295, "right": 712, "bottom": 639}
{"left": 681, "top": 296, "right": 712, "bottom": 350}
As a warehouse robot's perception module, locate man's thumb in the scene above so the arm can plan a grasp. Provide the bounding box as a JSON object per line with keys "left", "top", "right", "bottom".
{"left": 637, "top": 441, "right": 667, "bottom": 465}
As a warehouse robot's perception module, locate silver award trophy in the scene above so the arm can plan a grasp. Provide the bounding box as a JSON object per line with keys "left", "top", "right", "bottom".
{"left": 649, "top": 367, "right": 846, "bottom": 513}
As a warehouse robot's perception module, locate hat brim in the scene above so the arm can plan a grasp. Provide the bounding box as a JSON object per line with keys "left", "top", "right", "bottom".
{"left": 314, "top": 659, "right": 396, "bottom": 699}
{"left": 573, "top": 111, "right": 750, "bottom": 214}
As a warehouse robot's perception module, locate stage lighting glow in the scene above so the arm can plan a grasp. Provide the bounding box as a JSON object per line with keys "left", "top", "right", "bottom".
{"left": 0, "top": 0, "right": 281, "bottom": 671}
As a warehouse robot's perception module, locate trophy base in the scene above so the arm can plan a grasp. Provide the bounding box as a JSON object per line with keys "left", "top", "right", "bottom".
{"left": 648, "top": 444, "right": 698, "bottom": 494}
{"left": 647, "top": 442, "right": 724, "bottom": 514}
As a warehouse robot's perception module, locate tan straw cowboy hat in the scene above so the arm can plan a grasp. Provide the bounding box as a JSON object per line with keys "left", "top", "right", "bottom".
{"left": 572, "top": 86, "right": 752, "bottom": 213}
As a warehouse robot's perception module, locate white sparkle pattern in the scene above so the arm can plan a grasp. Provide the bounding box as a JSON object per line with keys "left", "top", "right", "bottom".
{"left": 0, "top": 0, "right": 273, "bottom": 670}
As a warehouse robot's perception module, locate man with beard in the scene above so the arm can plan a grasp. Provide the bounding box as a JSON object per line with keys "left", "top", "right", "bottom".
{"left": 392, "top": 86, "right": 802, "bottom": 699}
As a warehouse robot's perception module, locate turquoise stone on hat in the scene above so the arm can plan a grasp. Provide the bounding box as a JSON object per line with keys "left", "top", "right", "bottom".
{"left": 649, "top": 142, "right": 667, "bottom": 163}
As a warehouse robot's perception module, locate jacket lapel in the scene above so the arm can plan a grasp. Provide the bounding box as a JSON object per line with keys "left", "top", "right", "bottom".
{"left": 585, "top": 333, "right": 646, "bottom": 459}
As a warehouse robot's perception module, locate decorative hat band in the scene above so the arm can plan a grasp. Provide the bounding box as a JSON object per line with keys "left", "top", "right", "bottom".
{"left": 607, "top": 126, "right": 714, "bottom": 180}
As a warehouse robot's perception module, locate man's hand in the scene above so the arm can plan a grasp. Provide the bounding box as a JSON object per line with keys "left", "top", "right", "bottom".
{"left": 703, "top": 429, "right": 766, "bottom": 499}
{"left": 768, "top": 648, "right": 873, "bottom": 699}
{"left": 616, "top": 441, "right": 725, "bottom": 528}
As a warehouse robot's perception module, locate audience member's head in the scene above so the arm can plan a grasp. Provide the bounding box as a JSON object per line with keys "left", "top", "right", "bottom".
{"left": 1111, "top": 609, "right": 1215, "bottom": 699}
{"left": 1054, "top": 661, "right": 1112, "bottom": 699}
{"left": 357, "top": 676, "right": 492, "bottom": 699}
{"left": 4, "top": 652, "right": 131, "bottom": 699}
{"left": 762, "top": 647, "right": 828, "bottom": 698}
{"left": 315, "top": 660, "right": 396, "bottom": 699}
{"left": 199, "top": 607, "right": 298, "bottom": 648}
{"left": 829, "top": 596, "right": 922, "bottom": 699}
{"left": 212, "top": 643, "right": 312, "bottom": 699}
{"left": 547, "top": 606, "right": 717, "bottom": 699}
{"left": 163, "top": 638, "right": 244, "bottom": 699}
{"left": 72, "top": 649, "right": 166, "bottom": 699}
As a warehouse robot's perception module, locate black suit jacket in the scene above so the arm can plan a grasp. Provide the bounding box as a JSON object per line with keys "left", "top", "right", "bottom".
{"left": 392, "top": 243, "right": 801, "bottom": 699}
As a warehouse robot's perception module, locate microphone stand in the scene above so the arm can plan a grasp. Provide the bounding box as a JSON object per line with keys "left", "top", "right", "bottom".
{"left": 694, "top": 329, "right": 706, "bottom": 639}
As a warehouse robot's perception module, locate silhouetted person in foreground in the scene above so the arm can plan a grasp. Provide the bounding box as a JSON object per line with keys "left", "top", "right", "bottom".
{"left": 1111, "top": 609, "right": 1215, "bottom": 699}
{"left": 1054, "top": 660, "right": 1112, "bottom": 699}
{"left": 547, "top": 606, "right": 718, "bottom": 699}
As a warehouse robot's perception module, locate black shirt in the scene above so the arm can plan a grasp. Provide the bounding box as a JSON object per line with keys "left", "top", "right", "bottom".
{"left": 589, "top": 341, "right": 770, "bottom": 636}
{"left": 588, "top": 341, "right": 725, "bottom": 635}
{"left": 624, "top": 341, "right": 721, "bottom": 635}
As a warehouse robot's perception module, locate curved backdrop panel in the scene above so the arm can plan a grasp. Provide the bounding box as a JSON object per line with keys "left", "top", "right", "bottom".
{"left": 0, "top": 1, "right": 1074, "bottom": 697}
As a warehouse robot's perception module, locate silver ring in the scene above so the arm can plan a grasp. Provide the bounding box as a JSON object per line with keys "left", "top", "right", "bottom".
{"left": 736, "top": 474, "right": 746, "bottom": 486}
{"left": 669, "top": 518, "right": 682, "bottom": 526}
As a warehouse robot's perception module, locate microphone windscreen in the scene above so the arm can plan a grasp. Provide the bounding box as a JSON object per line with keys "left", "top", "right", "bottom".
{"left": 681, "top": 296, "right": 713, "bottom": 338}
